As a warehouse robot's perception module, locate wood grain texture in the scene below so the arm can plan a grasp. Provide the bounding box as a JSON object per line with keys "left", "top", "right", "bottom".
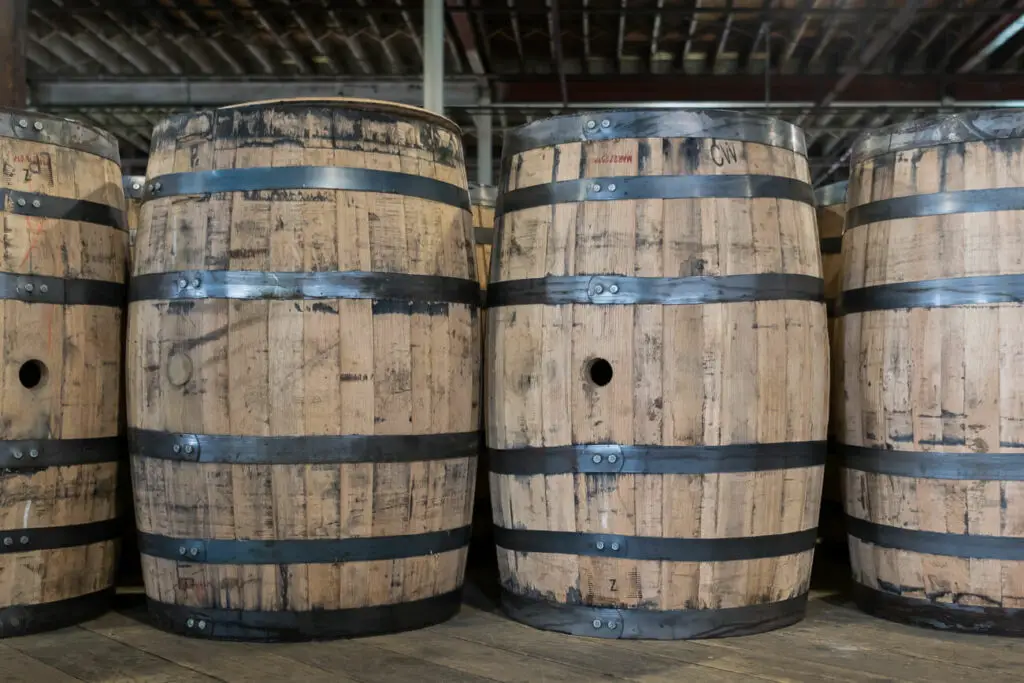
{"left": 816, "top": 188, "right": 846, "bottom": 549}
{"left": 0, "top": 121, "right": 124, "bottom": 619}
{"left": 128, "top": 99, "right": 479, "bottom": 631}
{"left": 839, "top": 134, "right": 1024, "bottom": 617}
{"left": 472, "top": 193, "right": 494, "bottom": 549}
{"left": 488, "top": 130, "right": 828, "bottom": 622}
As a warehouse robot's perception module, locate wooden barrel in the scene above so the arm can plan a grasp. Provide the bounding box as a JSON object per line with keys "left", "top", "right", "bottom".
{"left": 815, "top": 181, "right": 847, "bottom": 554}
{"left": 122, "top": 176, "right": 144, "bottom": 274}
{"left": 127, "top": 98, "right": 480, "bottom": 641}
{"left": 839, "top": 110, "right": 1024, "bottom": 635}
{"left": 469, "top": 183, "right": 495, "bottom": 556}
{"left": 470, "top": 184, "right": 496, "bottom": 290}
{"left": 0, "top": 109, "right": 126, "bottom": 635}
{"left": 487, "top": 110, "right": 828, "bottom": 639}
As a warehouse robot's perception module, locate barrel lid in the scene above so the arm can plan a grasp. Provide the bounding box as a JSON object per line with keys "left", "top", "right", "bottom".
{"left": 851, "top": 109, "right": 1024, "bottom": 165}
{"left": 469, "top": 184, "right": 497, "bottom": 207}
{"left": 219, "top": 97, "right": 462, "bottom": 135}
{"left": 0, "top": 108, "right": 121, "bottom": 165}
{"left": 502, "top": 109, "right": 806, "bottom": 158}
{"left": 814, "top": 180, "right": 848, "bottom": 208}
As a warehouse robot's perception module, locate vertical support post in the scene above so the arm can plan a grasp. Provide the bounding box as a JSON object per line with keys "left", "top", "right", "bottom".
{"left": 475, "top": 92, "right": 493, "bottom": 186}
{"left": 423, "top": 0, "right": 445, "bottom": 113}
{"left": 0, "top": 0, "right": 28, "bottom": 109}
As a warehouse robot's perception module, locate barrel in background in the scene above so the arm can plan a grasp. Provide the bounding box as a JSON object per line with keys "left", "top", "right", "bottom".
{"left": 487, "top": 110, "right": 828, "bottom": 639}
{"left": 470, "top": 184, "right": 496, "bottom": 293}
{"left": 127, "top": 98, "right": 480, "bottom": 641}
{"left": 0, "top": 109, "right": 126, "bottom": 635}
{"left": 122, "top": 176, "right": 144, "bottom": 274}
{"left": 838, "top": 110, "right": 1024, "bottom": 634}
{"left": 469, "top": 183, "right": 496, "bottom": 561}
{"left": 815, "top": 180, "right": 848, "bottom": 555}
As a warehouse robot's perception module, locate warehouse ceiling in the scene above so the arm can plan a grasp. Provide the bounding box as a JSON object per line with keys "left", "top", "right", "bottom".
{"left": 24, "top": 0, "right": 1024, "bottom": 185}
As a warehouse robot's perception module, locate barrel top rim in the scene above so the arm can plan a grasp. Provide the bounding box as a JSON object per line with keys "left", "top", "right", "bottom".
{"left": 0, "top": 107, "right": 121, "bottom": 165}
{"left": 814, "top": 180, "right": 848, "bottom": 207}
{"left": 469, "top": 183, "right": 498, "bottom": 206}
{"left": 851, "top": 109, "right": 1024, "bottom": 163}
{"left": 217, "top": 97, "right": 462, "bottom": 133}
{"left": 502, "top": 108, "right": 807, "bottom": 157}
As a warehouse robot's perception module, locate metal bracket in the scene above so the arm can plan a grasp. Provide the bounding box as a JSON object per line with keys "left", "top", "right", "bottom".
{"left": 174, "top": 540, "right": 207, "bottom": 562}
{"left": 0, "top": 272, "right": 124, "bottom": 307}
{"left": 184, "top": 615, "right": 213, "bottom": 635}
{"left": 577, "top": 445, "right": 626, "bottom": 473}
{"left": 0, "top": 437, "right": 121, "bottom": 469}
{"left": 591, "top": 535, "right": 628, "bottom": 555}
{"left": 584, "top": 608, "right": 627, "bottom": 639}
{"left": 168, "top": 433, "right": 201, "bottom": 462}
{"left": 8, "top": 275, "right": 63, "bottom": 304}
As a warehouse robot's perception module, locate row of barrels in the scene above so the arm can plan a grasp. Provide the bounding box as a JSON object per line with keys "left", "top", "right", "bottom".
{"left": 1, "top": 101, "right": 1022, "bottom": 641}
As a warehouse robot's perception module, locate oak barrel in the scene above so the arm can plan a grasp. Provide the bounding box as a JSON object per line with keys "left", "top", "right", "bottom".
{"left": 487, "top": 110, "right": 828, "bottom": 639}
{"left": 469, "top": 184, "right": 496, "bottom": 557}
{"left": 122, "top": 176, "right": 144, "bottom": 274}
{"left": 0, "top": 109, "right": 126, "bottom": 635}
{"left": 127, "top": 98, "right": 480, "bottom": 641}
{"left": 815, "top": 181, "right": 847, "bottom": 554}
{"left": 470, "top": 184, "right": 496, "bottom": 292}
{"left": 839, "top": 110, "right": 1024, "bottom": 635}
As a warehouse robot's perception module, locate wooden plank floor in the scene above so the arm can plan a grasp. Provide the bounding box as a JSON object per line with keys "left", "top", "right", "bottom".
{"left": 3, "top": 562, "right": 1022, "bottom": 683}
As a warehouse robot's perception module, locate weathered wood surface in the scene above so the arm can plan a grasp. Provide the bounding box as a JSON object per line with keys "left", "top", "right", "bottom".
{"left": 0, "top": 109, "right": 125, "bottom": 630}
{"left": 128, "top": 99, "right": 479, "bottom": 635}
{"left": 488, "top": 118, "right": 828, "bottom": 629}
{"left": 839, "top": 118, "right": 1024, "bottom": 629}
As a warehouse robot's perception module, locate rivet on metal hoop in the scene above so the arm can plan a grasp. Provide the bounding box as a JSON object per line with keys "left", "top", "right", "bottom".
{"left": 33, "top": 122, "right": 43, "bottom": 131}
{"left": 592, "top": 454, "right": 602, "bottom": 463}
{"left": 592, "top": 618, "right": 603, "bottom": 628}
{"left": 586, "top": 120, "right": 597, "bottom": 130}
{"left": 596, "top": 540, "right": 606, "bottom": 550}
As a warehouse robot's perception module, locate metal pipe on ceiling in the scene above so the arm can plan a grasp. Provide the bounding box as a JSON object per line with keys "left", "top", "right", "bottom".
{"left": 423, "top": 0, "right": 446, "bottom": 113}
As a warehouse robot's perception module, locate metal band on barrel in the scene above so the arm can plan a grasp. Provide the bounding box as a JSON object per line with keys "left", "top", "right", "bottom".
{"left": 852, "top": 110, "right": 1024, "bottom": 164}
{"left": 129, "top": 270, "right": 480, "bottom": 305}
{"left": 488, "top": 273, "right": 824, "bottom": 307}
{"left": 819, "top": 237, "right": 842, "bottom": 254}
{"left": 0, "top": 437, "right": 121, "bottom": 469}
{"left": 0, "top": 272, "right": 124, "bottom": 307}
{"left": 837, "top": 442, "right": 1024, "bottom": 480}
{"left": 0, "top": 588, "right": 114, "bottom": 638}
{"left": 0, "top": 188, "right": 126, "bottom": 230}
{"left": 143, "top": 166, "right": 471, "bottom": 210}
{"left": 488, "top": 441, "right": 825, "bottom": 475}
{"left": 497, "top": 175, "right": 814, "bottom": 216}
{"left": 0, "top": 518, "right": 120, "bottom": 554}
{"left": 138, "top": 526, "right": 471, "bottom": 564}
{"left": 501, "top": 591, "right": 808, "bottom": 640}
{"left": 493, "top": 527, "right": 816, "bottom": 562}
{"left": 845, "top": 516, "right": 1024, "bottom": 560}
{"left": 123, "top": 176, "right": 145, "bottom": 200}
{"left": 474, "top": 227, "right": 493, "bottom": 245}
{"left": 470, "top": 184, "right": 497, "bottom": 208}
{"left": 502, "top": 110, "right": 806, "bottom": 157}
{"left": 814, "top": 181, "right": 848, "bottom": 207}
{"left": 0, "top": 111, "right": 121, "bottom": 164}
{"left": 130, "top": 428, "right": 479, "bottom": 465}
{"left": 852, "top": 582, "right": 1024, "bottom": 636}
{"left": 146, "top": 591, "right": 461, "bottom": 641}
{"left": 847, "top": 188, "right": 1024, "bottom": 229}
{"left": 840, "top": 274, "right": 1024, "bottom": 314}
